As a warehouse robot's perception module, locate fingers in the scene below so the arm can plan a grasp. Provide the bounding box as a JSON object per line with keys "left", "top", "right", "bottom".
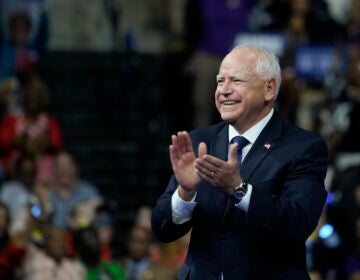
{"left": 169, "top": 131, "right": 194, "bottom": 165}
{"left": 170, "top": 134, "right": 180, "bottom": 161}
{"left": 198, "top": 142, "right": 207, "bottom": 158}
{"left": 169, "top": 144, "right": 177, "bottom": 167}
{"left": 228, "top": 142, "right": 239, "bottom": 165}
{"left": 195, "top": 152, "right": 216, "bottom": 183}
{"left": 182, "top": 131, "right": 194, "bottom": 153}
{"left": 176, "top": 131, "right": 187, "bottom": 154}
{"left": 195, "top": 143, "right": 239, "bottom": 185}
{"left": 197, "top": 168, "right": 215, "bottom": 184}
{"left": 172, "top": 131, "right": 193, "bottom": 154}
{"left": 196, "top": 152, "right": 222, "bottom": 178}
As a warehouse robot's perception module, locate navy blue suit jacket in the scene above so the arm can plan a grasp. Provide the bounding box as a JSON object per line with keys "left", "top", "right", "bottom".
{"left": 151, "top": 110, "right": 328, "bottom": 280}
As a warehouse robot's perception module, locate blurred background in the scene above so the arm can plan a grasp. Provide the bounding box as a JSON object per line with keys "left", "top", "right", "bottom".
{"left": 0, "top": 0, "right": 360, "bottom": 279}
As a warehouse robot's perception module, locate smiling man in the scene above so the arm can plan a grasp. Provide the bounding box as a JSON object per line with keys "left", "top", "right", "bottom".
{"left": 151, "top": 45, "right": 328, "bottom": 280}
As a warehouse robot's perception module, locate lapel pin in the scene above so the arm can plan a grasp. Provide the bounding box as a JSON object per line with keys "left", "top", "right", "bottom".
{"left": 264, "top": 143, "right": 271, "bottom": 150}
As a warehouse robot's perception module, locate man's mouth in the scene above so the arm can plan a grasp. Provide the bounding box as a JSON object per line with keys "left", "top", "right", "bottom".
{"left": 222, "top": 101, "right": 238, "bottom": 105}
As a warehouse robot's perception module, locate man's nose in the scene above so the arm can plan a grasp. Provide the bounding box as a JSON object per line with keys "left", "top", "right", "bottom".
{"left": 219, "top": 81, "right": 232, "bottom": 94}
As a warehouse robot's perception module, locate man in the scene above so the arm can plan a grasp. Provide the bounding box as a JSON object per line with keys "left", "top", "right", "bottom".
{"left": 151, "top": 45, "right": 328, "bottom": 279}
{"left": 50, "top": 150, "right": 102, "bottom": 229}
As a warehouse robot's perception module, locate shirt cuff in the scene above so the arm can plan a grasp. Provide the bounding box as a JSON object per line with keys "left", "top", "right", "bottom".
{"left": 171, "top": 188, "right": 197, "bottom": 224}
{"left": 235, "top": 183, "right": 252, "bottom": 212}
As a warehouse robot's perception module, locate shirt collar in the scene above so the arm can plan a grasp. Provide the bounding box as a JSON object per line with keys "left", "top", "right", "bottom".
{"left": 229, "top": 108, "right": 274, "bottom": 144}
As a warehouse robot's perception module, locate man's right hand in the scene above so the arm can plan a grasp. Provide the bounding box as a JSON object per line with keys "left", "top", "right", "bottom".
{"left": 169, "top": 131, "right": 202, "bottom": 201}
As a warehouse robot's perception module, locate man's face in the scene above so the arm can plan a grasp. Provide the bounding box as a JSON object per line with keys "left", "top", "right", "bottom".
{"left": 215, "top": 48, "right": 275, "bottom": 133}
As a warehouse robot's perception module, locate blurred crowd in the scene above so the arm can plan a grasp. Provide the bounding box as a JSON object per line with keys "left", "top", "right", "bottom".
{"left": 0, "top": 0, "right": 359, "bottom": 279}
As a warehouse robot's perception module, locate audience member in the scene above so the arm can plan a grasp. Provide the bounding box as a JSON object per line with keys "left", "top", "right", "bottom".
{"left": 0, "top": 201, "right": 28, "bottom": 280}
{"left": 307, "top": 208, "right": 347, "bottom": 280}
{"left": 64, "top": 200, "right": 101, "bottom": 259}
{"left": 73, "top": 226, "right": 125, "bottom": 280}
{"left": 49, "top": 150, "right": 102, "bottom": 229}
{"left": 0, "top": 153, "right": 37, "bottom": 221}
{"left": 0, "top": 77, "right": 63, "bottom": 186}
{"left": 118, "top": 224, "right": 177, "bottom": 280}
{"left": 21, "top": 223, "right": 85, "bottom": 280}
{"left": 133, "top": 205, "right": 190, "bottom": 272}
{"left": 134, "top": 205, "right": 152, "bottom": 230}
{"left": 0, "top": 11, "right": 38, "bottom": 83}
{"left": 0, "top": 0, "right": 50, "bottom": 121}
{"left": 0, "top": 10, "right": 42, "bottom": 133}
{"left": 0, "top": 0, "right": 49, "bottom": 51}
{"left": 95, "top": 204, "right": 116, "bottom": 261}
{"left": 64, "top": 200, "right": 118, "bottom": 262}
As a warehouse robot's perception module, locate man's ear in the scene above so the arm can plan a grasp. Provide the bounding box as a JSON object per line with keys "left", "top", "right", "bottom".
{"left": 264, "top": 78, "right": 276, "bottom": 102}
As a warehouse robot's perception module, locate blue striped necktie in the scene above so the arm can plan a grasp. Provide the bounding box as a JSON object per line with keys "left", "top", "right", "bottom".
{"left": 231, "top": 136, "right": 249, "bottom": 169}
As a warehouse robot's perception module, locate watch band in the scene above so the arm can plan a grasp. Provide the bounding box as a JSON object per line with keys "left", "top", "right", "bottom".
{"left": 232, "top": 181, "right": 248, "bottom": 204}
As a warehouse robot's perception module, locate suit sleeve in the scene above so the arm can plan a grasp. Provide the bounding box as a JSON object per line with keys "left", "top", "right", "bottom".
{"left": 151, "top": 175, "right": 194, "bottom": 243}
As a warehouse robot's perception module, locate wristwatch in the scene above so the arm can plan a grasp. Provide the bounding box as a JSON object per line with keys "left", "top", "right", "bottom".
{"left": 232, "top": 181, "right": 248, "bottom": 204}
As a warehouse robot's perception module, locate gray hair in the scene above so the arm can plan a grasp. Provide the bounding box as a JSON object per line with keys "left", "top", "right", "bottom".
{"left": 232, "top": 45, "right": 282, "bottom": 99}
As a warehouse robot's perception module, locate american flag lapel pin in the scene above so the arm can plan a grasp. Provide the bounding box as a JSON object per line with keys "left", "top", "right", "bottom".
{"left": 264, "top": 143, "right": 271, "bottom": 150}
